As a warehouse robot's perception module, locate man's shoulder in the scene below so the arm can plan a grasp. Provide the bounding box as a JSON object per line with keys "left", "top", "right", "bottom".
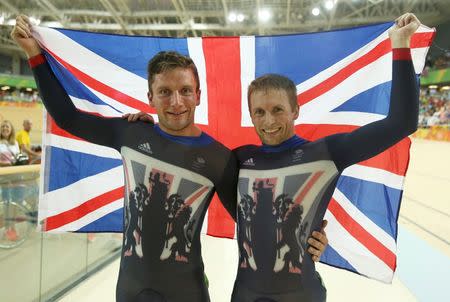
{"left": 199, "top": 131, "right": 232, "bottom": 154}
{"left": 16, "top": 130, "right": 28, "bottom": 140}
{"left": 232, "top": 144, "right": 259, "bottom": 158}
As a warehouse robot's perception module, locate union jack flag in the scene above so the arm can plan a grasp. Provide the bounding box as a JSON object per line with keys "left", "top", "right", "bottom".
{"left": 33, "top": 22, "right": 434, "bottom": 283}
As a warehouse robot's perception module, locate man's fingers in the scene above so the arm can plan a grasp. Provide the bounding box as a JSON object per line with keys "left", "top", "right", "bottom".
{"left": 123, "top": 112, "right": 154, "bottom": 123}
{"left": 399, "top": 14, "right": 407, "bottom": 27}
{"left": 13, "top": 25, "right": 29, "bottom": 39}
{"left": 405, "top": 13, "right": 419, "bottom": 25}
{"left": 12, "top": 17, "right": 31, "bottom": 39}
{"left": 396, "top": 13, "right": 419, "bottom": 29}
{"left": 19, "top": 14, "right": 30, "bottom": 24}
{"left": 308, "top": 246, "right": 320, "bottom": 255}
{"left": 141, "top": 115, "right": 154, "bottom": 123}
{"left": 321, "top": 219, "right": 328, "bottom": 231}
{"left": 312, "top": 230, "right": 327, "bottom": 243}
{"left": 312, "top": 255, "right": 320, "bottom": 262}
{"left": 399, "top": 13, "right": 410, "bottom": 27}
{"left": 308, "top": 237, "right": 324, "bottom": 251}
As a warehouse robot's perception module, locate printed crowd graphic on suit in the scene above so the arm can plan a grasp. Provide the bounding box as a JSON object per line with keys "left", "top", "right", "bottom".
{"left": 122, "top": 147, "right": 212, "bottom": 263}
{"left": 238, "top": 163, "right": 334, "bottom": 275}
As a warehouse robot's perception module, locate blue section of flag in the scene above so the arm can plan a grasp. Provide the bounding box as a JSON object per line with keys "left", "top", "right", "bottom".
{"left": 254, "top": 22, "right": 393, "bottom": 83}
{"left": 55, "top": 29, "right": 189, "bottom": 79}
{"left": 321, "top": 245, "right": 357, "bottom": 272}
{"left": 44, "top": 52, "right": 122, "bottom": 113}
{"left": 47, "top": 146, "right": 122, "bottom": 192}
{"left": 77, "top": 208, "right": 124, "bottom": 232}
{"left": 336, "top": 175, "right": 402, "bottom": 238}
{"left": 331, "top": 81, "right": 391, "bottom": 115}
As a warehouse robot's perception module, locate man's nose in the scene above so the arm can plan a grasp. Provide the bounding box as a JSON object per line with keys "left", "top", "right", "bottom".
{"left": 263, "top": 113, "right": 276, "bottom": 125}
{"left": 170, "top": 91, "right": 183, "bottom": 107}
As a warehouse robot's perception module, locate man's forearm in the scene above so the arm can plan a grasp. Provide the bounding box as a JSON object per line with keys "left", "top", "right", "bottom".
{"left": 326, "top": 47, "right": 418, "bottom": 170}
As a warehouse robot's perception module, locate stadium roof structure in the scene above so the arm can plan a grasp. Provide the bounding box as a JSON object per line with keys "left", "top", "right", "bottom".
{"left": 0, "top": 0, "right": 449, "bottom": 54}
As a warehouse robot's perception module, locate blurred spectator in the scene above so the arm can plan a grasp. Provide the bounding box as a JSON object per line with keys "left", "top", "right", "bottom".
{"left": 0, "top": 120, "right": 20, "bottom": 166}
{"left": 425, "top": 52, "right": 450, "bottom": 70}
{"left": 0, "top": 120, "right": 29, "bottom": 242}
{"left": 16, "top": 119, "right": 40, "bottom": 163}
{"left": 0, "top": 88, "right": 41, "bottom": 103}
{"left": 418, "top": 88, "right": 450, "bottom": 127}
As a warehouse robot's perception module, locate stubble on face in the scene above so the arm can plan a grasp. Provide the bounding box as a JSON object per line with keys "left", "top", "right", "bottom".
{"left": 148, "top": 68, "right": 201, "bottom": 137}
{"left": 249, "top": 89, "right": 298, "bottom": 146}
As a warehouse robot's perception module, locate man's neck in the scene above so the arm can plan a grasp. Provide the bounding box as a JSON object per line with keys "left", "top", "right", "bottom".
{"left": 158, "top": 124, "right": 202, "bottom": 137}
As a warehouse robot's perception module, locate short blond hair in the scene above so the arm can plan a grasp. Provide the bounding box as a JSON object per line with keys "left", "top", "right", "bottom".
{"left": 247, "top": 74, "right": 298, "bottom": 112}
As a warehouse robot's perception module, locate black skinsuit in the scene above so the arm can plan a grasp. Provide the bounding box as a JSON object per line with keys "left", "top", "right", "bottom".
{"left": 31, "top": 55, "right": 238, "bottom": 302}
{"left": 232, "top": 48, "right": 418, "bottom": 302}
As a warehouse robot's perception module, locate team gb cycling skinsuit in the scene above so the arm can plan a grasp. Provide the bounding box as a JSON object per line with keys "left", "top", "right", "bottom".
{"left": 30, "top": 54, "right": 237, "bottom": 302}
{"left": 232, "top": 48, "right": 418, "bottom": 302}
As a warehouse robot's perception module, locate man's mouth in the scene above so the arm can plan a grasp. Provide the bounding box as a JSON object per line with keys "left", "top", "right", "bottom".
{"left": 262, "top": 127, "right": 281, "bottom": 134}
{"left": 167, "top": 110, "right": 187, "bottom": 117}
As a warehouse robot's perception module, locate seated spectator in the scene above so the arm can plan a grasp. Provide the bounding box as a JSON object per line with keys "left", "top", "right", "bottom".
{"left": 0, "top": 120, "right": 22, "bottom": 241}
{"left": 0, "top": 120, "right": 20, "bottom": 166}
{"left": 16, "top": 119, "right": 40, "bottom": 163}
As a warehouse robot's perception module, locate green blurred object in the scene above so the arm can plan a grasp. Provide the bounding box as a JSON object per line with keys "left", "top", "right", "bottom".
{"left": 420, "top": 68, "right": 450, "bottom": 85}
{"left": 0, "top": 74, "right": 37, "bottom": 89}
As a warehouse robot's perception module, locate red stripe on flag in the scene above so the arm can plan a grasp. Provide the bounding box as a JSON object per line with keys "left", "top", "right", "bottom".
{"left": 298, "top": 31, "right": 435, "bottom": 107}
{"left": 411, "top": 31, "right": 435, "bottom": 48}
{"left": 298, "top": 39, "right": 391, "bottom": 106}
{"left": 42, "top": 46, "right": 155, "bottom": 114}
{"left": 328, "top": 197, "right": 396, "bottom": 271}
{"left": 44, "top": 186, "right": 124, "bottom": 231}
{"left": 202, "top": 37, "right": 243, "bottom": 238}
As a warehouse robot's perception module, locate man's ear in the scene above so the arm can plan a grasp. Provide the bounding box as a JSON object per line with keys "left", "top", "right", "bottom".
{"left": 293, "top": 104, "right": 299, "bottom": 120}
{"left": 196, "top": 89, "right": 201, "bottom": 106}
{"left": 148, "top": 91, "right": 154, "bottom": 108}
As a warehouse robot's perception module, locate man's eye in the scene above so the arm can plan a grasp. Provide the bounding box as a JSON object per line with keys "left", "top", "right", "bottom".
{"left": 274, "top": 107, "right": 283, "bottom": 113}
{"left": 254, "top": 109, "right": 264, "bottom": 116}
{"left": 159, "top": 89, "right": 170, "bottom": 96}
{"left": 181, "top": 88, "right": 193, "bottom": 95}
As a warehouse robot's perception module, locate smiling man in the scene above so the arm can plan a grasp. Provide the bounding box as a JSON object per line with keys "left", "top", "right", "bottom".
{"left": 231, "top": 12, "right": 421, "bottom": 302}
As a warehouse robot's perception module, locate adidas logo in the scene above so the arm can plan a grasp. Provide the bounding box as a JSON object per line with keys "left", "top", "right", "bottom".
{"left": 243, "top": 158, "right": 255, "bottom": 166}
{"left": 138, "top": 142, "right": 153, "bottom": 154}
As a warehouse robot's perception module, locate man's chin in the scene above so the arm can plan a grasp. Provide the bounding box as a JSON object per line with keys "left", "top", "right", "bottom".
{"left": 259, "top": 136, "right": 281, "bottom": 146}
{"left": 162, "top": 120, "right": 194, "bottom": 133}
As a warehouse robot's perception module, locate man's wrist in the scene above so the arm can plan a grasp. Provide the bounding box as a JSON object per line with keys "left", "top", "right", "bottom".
{"left": 390, "top": 37, "right": 410, "bottom": 49}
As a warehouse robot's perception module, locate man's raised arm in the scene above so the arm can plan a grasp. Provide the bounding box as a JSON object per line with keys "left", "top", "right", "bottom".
{"left": 325, "top": 13, "right": 421, "bottom": 171}
{"left": 11, "top": 15, "right": 126, "bottom": 149}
